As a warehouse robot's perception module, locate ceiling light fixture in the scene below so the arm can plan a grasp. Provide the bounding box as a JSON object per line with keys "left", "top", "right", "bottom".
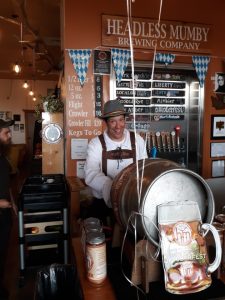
{"left": 32, "top": 96, "right": 37, "bottom": 101}
{"left": 22, "top": 81, "right": 29, "bottom": 88}
{"left": 13, "top": 62, "right": 21, "bottom": 73}
{"left": 29, "top": 90, "right": 34, "bottom": 96}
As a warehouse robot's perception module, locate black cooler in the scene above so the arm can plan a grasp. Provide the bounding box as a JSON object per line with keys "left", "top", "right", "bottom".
{"left": 18, "top": 174, "right": 69, "bottom": 280}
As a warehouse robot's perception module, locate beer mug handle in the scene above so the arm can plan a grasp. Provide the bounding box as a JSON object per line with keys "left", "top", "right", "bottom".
{"left": 201, "top": 223, "right": 222, "bottom": 273}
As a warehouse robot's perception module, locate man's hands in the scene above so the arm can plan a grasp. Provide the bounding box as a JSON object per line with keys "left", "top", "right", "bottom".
{"left": 0, "top": 199, "right": 18, "bottom": 215}
{"left": 0, "top": 199, "right": 12, "bottom": 209}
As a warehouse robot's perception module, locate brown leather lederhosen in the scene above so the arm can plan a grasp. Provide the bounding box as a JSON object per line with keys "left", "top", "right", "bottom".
{"left": 98, "top": 132, "right": 136, "bottom": 176}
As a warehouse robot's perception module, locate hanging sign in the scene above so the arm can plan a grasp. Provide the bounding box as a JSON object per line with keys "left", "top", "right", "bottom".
{"left": 102, "top": 15, "right": 212, "bottom": 53}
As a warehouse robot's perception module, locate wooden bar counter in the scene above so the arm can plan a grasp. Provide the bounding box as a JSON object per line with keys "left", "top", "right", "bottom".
{"left": 66, "top": 176, "right": 85, "bottom": 235}
{"left": 72, "top": 237, "right": 117, "bottom": 300}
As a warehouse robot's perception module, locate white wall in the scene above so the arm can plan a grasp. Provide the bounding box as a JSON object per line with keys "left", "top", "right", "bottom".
{"left": 0, "top": 79, "right": 57, "bottom": 144}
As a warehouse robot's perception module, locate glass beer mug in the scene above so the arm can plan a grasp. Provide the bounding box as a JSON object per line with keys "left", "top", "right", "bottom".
{"left": 158, "top": 200, "right": 222, "bottom": 294}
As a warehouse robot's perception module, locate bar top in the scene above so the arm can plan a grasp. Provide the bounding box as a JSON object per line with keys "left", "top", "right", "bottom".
{"left": 66, "top": 176, "right": 85, "bottom": 192}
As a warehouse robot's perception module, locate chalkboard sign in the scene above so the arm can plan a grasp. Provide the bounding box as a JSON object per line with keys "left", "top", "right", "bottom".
{"left": 154, "top": 73, "right": 186, "bottom": 81}
{"left": 154, "top": 115, "right": 185, "bottom": 121}
{"left": 116, "top": 81, "right": 152, "bottom": 89}
{"left": 125, "top": 106, "right": 151, "bottom": 114}
{"left": 116, "top": 90, "right": 151, "bottom": 97}
{"left": 152, "top": 90, "right": 185, "bottom": 97}
{"left": 122, "top": 70, "right": 151, "bottom": 80}
{"left": 119, "top": 98, "right": 150, "bottom": 105}
{"left": 152, "top": 98, "right": 185, "bottom": 105}
{"left": 95, "top": 75, "right": 102, "bottom": 117}
{"left": 153, "top": 81, "right": 186, "bottom": 89}
{"left": 126, "top": 115, "right": 151, "bottom": 122}
{"left": 126, "top": 122, "right": 151, "bottom": 130}
{"left": 114, "top": 68, "right": 190, "bottom": 125}
{"left": 151, "top": 106, "right": 185, "bottom": 114}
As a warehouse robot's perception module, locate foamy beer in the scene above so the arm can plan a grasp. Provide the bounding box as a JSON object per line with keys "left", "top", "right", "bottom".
{"left": 158, "top": 200, "right": 222, "bottom": 294}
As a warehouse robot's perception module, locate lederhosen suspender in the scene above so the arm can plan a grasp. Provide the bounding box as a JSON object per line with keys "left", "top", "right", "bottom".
{"left": 98, "top": 132, "right": 136, "bottom": 176}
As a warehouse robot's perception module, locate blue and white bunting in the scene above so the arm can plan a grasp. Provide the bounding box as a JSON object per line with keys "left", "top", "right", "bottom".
{"left": 192, "top": 55, "right": 210, "bottom": 88}
{"left": 111, "top": 48, "right": 131, "bottom": 82}
{"left": 67, "top": 49, "right": 92, "bottom": 86}
{"left": 155, "top": 53, "right": 176, "bottom": 65}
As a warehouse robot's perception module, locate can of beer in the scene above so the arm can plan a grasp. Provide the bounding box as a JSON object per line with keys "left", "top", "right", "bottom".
{"left": 86, "top": 231, "right": 107, "bottom": 285}
{"left": 81, "top": 218, "right": 102, "bottom": 252}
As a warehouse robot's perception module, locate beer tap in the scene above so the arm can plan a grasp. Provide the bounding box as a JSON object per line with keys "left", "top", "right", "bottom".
{"left": 161, "top": 131, "right": 166, "bottom": 152}
{"left": 175, "top": 125, "right": 181, "bottom": 152}
{"left": 150, "top": 131, "right": 156, "bottom": 149}
{"left": 171, "top": 131, "right": 176, "bottom": 151}
{"left": 155, "top": 131, "right": 161, "bottom": 151}
{"left": 165, "top": 132, "right": 171, "bottom": 152}
{"left": 146, "top": 132, "right": 151, "bottom": 153}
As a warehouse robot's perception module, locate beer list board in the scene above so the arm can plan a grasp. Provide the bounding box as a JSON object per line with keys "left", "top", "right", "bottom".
{"left": 116, "top": 69, "right": 187, "bottom": 130}
{"left": 66, "top": 72, "right": 103, "bottom": 176}
{"left": 67, "top": 74, "right": 102, "bottom": 138}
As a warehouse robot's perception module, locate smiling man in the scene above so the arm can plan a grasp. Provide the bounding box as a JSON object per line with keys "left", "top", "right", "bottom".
{"left": 0, "top": 119, "right": 15, "bottom": 300}
{"left": 84, "top": 98, "right": 147, "bottom": 222}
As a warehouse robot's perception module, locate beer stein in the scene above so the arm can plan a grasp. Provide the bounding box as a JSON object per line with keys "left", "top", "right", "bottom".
{"left": 157, "top": 200, "right": 222, "bottom": 294}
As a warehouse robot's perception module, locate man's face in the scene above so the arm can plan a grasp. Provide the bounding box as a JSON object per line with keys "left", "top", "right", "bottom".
{"left": 106, "top": 115, "right": 125, "bottom": 141}
{"left": 0, "top": 127, "right": 12, "bottom": 145}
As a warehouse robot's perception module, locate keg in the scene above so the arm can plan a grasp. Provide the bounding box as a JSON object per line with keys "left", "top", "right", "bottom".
{"left": 111, "top": 158, "right": 215, "bottom": 246}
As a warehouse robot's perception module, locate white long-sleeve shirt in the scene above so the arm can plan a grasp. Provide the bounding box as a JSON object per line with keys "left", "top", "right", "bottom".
{"left": 84, "top": 128, "right": 147, "bottom": 207}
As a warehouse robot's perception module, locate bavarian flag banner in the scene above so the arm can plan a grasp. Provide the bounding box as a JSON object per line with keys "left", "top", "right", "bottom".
{"left": 155, "top": 53, "right": 176, "bottom": 65}
{"left": 68, "top": 49, "right": 92, "bottom": 86}
{"left": 192, "top": 55, "right": 210, "bottom": 88}
{"left": 111, "top": 48, "right": 131, "bottom": 82}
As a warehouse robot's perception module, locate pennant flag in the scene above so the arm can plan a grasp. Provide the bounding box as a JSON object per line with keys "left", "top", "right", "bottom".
{"left": 111, "top": 48, "right": 131, "bottom": 82}
{"left": 68, "top": 49, "right": 92, "bottom": 86}
{"left": 155, "top": 53, "right": 176, "bottom": 65}
{"left": 192, "top": 55, "right": 210, "bottom": 88}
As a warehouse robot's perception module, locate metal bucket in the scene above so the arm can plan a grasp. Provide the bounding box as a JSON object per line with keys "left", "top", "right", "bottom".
{"left": 111, "top": 158, "right": 215, "bottom": 246}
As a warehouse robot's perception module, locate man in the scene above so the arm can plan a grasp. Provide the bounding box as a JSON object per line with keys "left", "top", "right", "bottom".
{"left": 84, "top": 98, "right": 147, "bottom": 220}
{"left": 0, "top": 119, "right": 15, "bottom": 300}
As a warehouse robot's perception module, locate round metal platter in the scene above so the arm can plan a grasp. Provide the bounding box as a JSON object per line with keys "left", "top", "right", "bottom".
{"left": 42, "top": 123, "right": 63, "bottom": 144}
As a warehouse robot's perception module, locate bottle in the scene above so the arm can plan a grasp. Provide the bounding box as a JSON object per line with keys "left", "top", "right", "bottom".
{"left": 86, "top": 231, "right": 107, "bottom": 285}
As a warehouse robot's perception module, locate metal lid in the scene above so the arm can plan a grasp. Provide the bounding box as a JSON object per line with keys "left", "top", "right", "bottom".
{"left": 85, "top": 224, "right": 102, "bottom": 233}
{"left": 83, "top": 217, "right": 101, "bottom": 227}
{"left": 86, "top": 232, "right": 105, "bottom": 245}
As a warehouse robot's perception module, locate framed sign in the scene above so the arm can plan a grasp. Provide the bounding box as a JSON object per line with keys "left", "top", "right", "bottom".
{"left": 210, "top": 142, "right": 225, "bottom": 157}
{"left": 211, "top": 115, "right": 225, "bottom": 139}
{"left": 93, "top": 50, "right": 111, "bottom": 75}
{"left": 212, "top": 160, "right": 225, "bottom": 177}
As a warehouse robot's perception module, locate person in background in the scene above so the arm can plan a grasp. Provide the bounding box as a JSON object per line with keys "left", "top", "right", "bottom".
{"left": 84, "top": 98, "right": 148, "bottom": 222}
{"left": 215, "top": 73, "right": 225, "bottom": 93}
{"left": 0, "top": 119, "right": 16, "bottom": 300}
